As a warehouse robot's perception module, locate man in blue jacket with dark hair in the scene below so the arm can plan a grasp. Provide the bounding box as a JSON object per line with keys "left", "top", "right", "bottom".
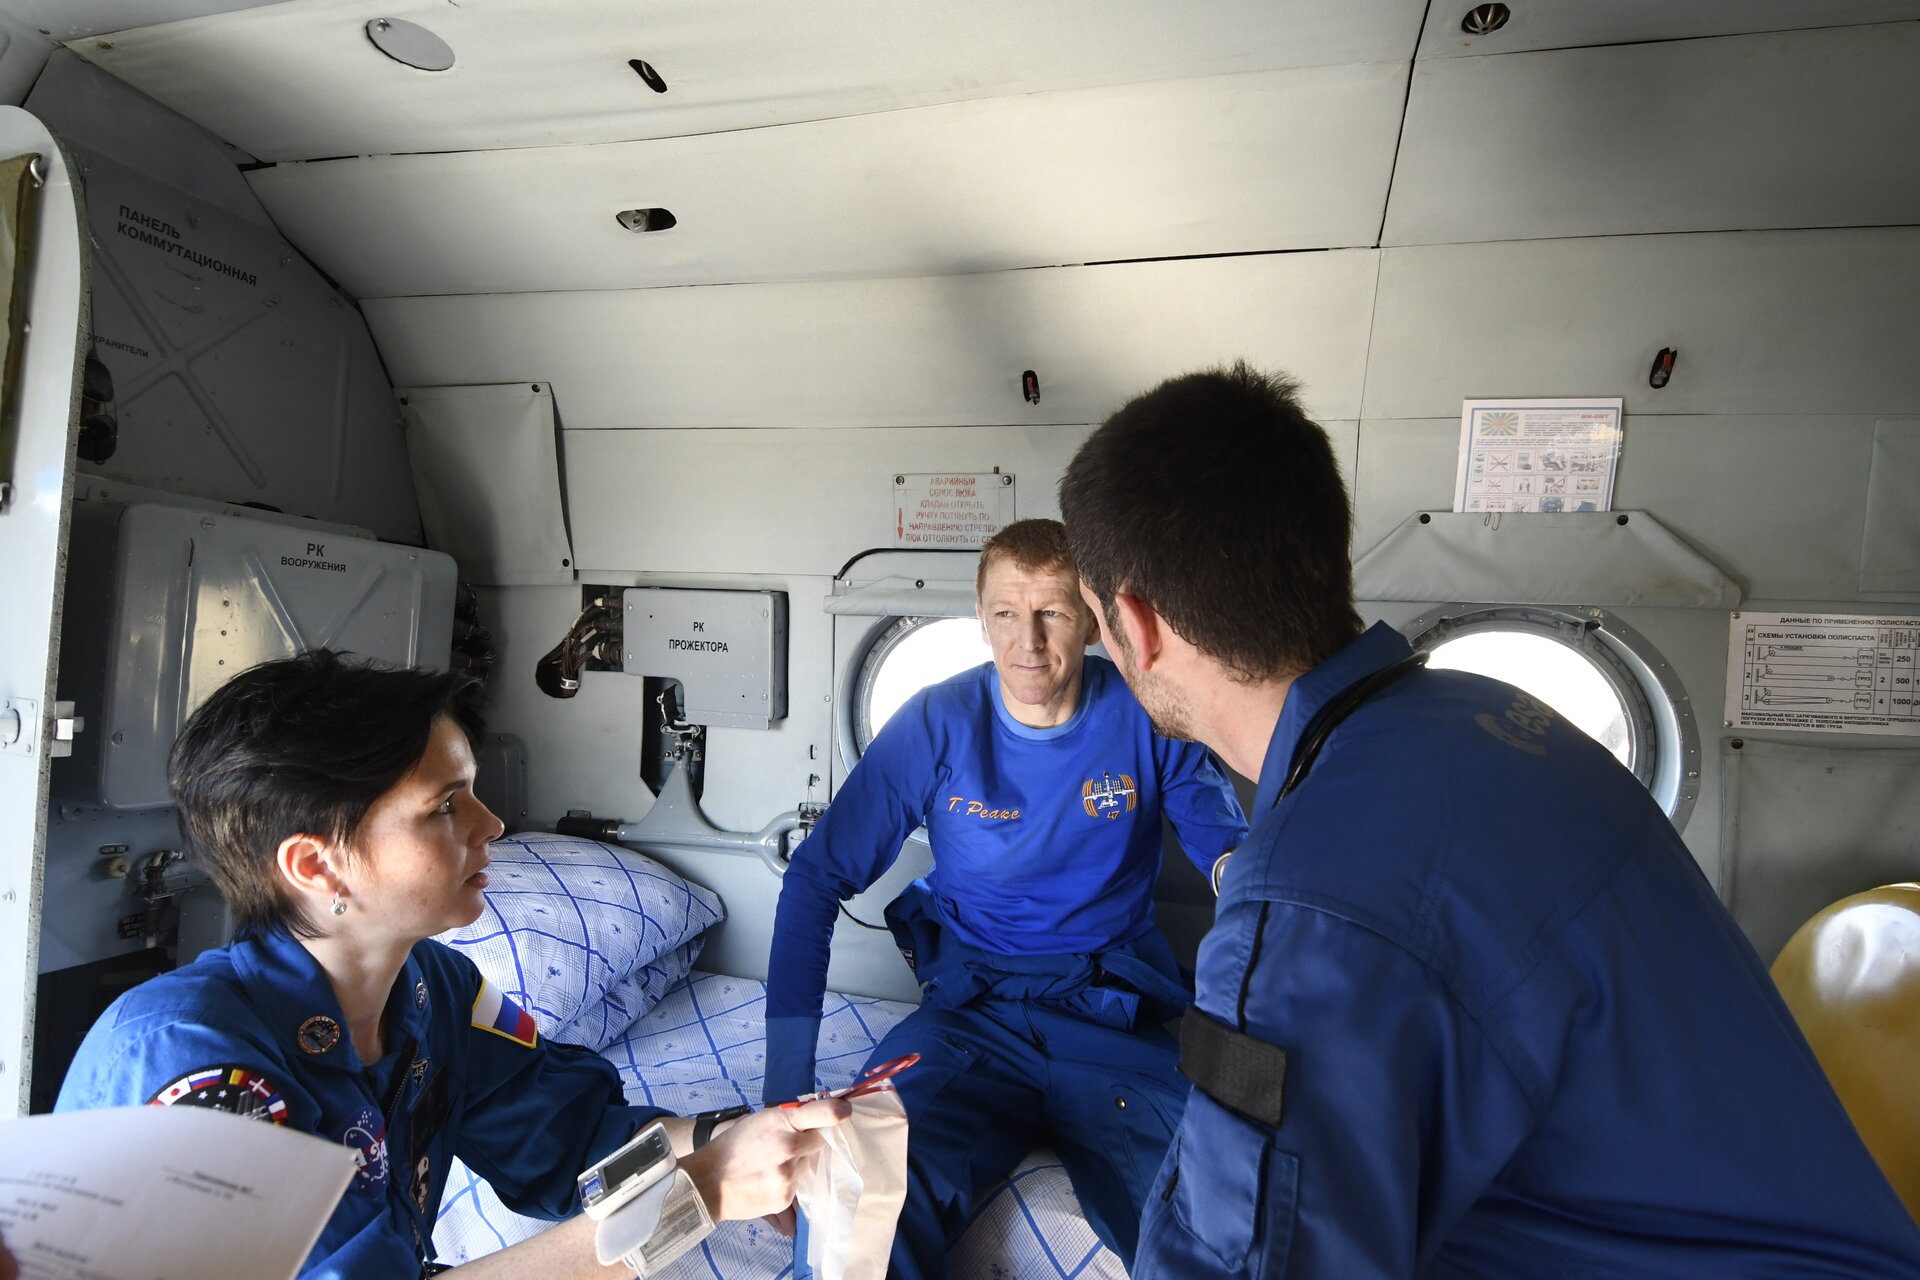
{"left": 765, "top": 517, "right": 1248, "bottom": 1279}
{"left": 1059, "top": 361, "right": 1920, "bottom": 1278}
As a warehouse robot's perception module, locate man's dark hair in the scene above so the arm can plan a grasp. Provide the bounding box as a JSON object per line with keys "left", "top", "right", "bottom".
{"left": 1060, "top": 361, "right": 1363, "bottom": 681}
{"left": 167, "top": 649, "right": 485, "bottom": 939}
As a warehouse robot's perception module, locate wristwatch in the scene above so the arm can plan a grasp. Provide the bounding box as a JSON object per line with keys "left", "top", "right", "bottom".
{"left": 692, "top": 1103, "right": 751, "bottom": 1150}
{"left": 579, "top": 1121, "right": 715, "bottom": 1275}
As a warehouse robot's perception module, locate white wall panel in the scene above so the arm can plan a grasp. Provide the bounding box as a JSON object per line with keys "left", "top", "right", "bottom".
{"left": 1416, "top": 0, "right": 1920, "bottom": 58}
{"left": 76, "top": 0, "right": 1422, "bottom": 160}
{"left": 1388, "top": 25, "right": 1920, "bottom": 245}
{"left": 364, "top": 251, "right": 1379, "bottom": 431}
{"left": 477, "top": 578, "right": 916, "bottom": 991}
{"left": 563, "top": 422, "right": 1361, "bottom": 580}
{"left": 565, "top": 426, "right": 1090, "bottom": 579}
{"left": 1354, "top": 415, "right": 1883, "bottom": 601}
{"left": 1362, "top": 230, "right": 1920, "bottom": 421}
{"left": 251, "top": 64, "right": 1406, "bottom": 298}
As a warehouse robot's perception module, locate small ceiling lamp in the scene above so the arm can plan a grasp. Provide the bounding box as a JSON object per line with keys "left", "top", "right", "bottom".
{"left": 1461, "top": 4, "right": 1510, "bottom": 35}
{"left": 365, "top": 17, "right": 456, "bottom": 72}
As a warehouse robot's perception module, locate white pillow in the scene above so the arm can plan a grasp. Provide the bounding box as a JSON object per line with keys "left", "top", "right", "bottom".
{"left": 436, "top": 832, "right": 723, "bottom": 1050}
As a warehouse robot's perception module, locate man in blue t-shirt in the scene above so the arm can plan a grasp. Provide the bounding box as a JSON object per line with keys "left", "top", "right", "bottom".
{"left": 1058, "top": 362, "right": 1920, "bottom": 1278}
{"left": 765, "top": 518, "right": 1248, "bottom": 1279}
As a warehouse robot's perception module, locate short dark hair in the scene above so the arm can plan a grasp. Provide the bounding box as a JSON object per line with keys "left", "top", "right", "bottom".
{"left": 167, "top": 650, "right": 485, "bottom": 939}
{"left": 1060, "top": 361, "right": 1362, "bottom": 680}
{"left": 975, "top": 517, "right": 1077, "bottom": 598}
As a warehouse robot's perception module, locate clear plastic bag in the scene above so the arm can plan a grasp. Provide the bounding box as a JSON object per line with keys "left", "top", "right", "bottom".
{"left": 796, "top": 1085, "right": 909, "bottom": 1280}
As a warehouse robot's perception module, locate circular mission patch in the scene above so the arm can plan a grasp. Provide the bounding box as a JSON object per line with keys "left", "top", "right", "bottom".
{"left": 148, "top": 1065, "right": 290, "bottom": 1124}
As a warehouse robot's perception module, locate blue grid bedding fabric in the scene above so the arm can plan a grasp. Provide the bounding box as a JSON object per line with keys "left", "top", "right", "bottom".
{"left": 436, "top": 833, "right": 724, "bottom": 1050}
{"left": 433, "top": 972, "right": 1127, "bottom": 1280}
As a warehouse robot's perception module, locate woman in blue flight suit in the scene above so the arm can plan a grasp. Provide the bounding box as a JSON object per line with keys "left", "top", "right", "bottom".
{"left": 57, "top": 650, "right": 844, "bottom": 1279}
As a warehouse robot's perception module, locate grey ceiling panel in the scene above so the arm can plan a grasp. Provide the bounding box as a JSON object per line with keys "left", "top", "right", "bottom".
{"left": 1363, "top": 229, "right": 1920, "bottom": 421}
{"left": 248, "top": 64, "right": 1406, "bottom": 297}
{"left": 1417, "top": 0, "right": 1920, "bottom": 58}
{"left": 1387, "top": 24, "right": 1920, "bottom": 245}
{"left": 362, "top": 250, "right": 1380, "bottom": 431}
{"left": 6, "top": 1, "right": 287, "bottom": 42}
{"left": 73, "top": 0, "right": 1425, "bottom": 160}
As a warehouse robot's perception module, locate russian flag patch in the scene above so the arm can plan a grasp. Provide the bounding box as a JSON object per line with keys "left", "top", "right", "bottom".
{"left": 471, "top": 978, "right": 539, "bottom": 1049}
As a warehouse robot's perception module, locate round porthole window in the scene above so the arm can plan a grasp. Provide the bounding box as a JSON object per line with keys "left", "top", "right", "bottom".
{"left": 1406, "top": 605, "right": 1700, "bottom": 828}
{"left": 851, "top": 616, "right": 991, "bottom": 756}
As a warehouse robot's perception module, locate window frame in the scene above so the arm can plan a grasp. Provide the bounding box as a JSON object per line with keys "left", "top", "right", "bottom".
{"left": 1405, "top": 603, "right": 1701, "bottom": 830}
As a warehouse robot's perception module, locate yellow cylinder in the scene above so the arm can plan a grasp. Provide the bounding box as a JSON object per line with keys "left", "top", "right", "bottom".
{"left": 1771, "top": 884, "right": 1920, "bottom": 1223}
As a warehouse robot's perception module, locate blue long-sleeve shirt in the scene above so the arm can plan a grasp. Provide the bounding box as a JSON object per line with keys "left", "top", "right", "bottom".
{"left": 764, "top": 657, "right": 1247, "bottom": 1100}
{"left": 1136, "top": 622, "right": 1920, "bottom": 1278}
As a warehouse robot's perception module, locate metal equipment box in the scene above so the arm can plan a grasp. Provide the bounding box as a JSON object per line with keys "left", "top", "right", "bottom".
{"left": 621, "top": 588, "right": 788, "bottom": 730}
{"left": 60, "top": 501, "right": 457, "bottom": 810}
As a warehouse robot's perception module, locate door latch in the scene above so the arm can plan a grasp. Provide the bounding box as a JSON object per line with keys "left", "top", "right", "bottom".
{"left": 0, "top": 698, "right": 84, "bottom": 758}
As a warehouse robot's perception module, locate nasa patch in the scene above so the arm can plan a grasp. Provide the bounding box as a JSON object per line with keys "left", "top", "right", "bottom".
{"left": 333, "top": 1103, "right": 390, "bottom": 1196}
{"left": 149, "top": 1066, "right": 290, "bottom": 1124}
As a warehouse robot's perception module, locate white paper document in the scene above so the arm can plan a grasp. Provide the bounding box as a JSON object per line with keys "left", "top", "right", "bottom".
{"left": 1725, "top": 612, "right": 1920, "bottom": 736}
{"left": 1455, "top": 398, "right": 1623, "bottom": 514}
{"left": 0, "top": 1105, "right": 358, "bottom": 1280}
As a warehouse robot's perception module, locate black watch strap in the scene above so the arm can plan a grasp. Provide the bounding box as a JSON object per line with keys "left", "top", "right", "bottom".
{"left": 692, "top": 1103, "right": 752, "bottom": 1150}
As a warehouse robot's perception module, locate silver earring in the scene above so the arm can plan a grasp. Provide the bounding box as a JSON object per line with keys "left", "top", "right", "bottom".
{"left": 331, "top": 893, "right": 346, "bottom": 917}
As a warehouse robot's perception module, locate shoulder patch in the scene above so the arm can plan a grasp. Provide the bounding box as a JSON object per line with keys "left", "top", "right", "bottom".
{"left": 471, "top": 978, "right": 539, "bottom": 1049}
{"left": 149, "top": 1066, "right": 290, "bottom": 1124}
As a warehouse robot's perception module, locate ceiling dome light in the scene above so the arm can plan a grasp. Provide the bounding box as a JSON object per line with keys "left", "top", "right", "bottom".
{"left": 365, "top": 17, "right": 455, "bottom": 71}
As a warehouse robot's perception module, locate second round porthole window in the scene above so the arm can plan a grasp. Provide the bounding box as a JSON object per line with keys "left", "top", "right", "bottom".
{"left": 1406, "top": 605, "right": 1700, "bottom": 829}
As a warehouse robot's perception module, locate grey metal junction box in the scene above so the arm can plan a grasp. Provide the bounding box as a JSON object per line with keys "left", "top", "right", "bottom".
{"left": 622, "top": 588, "right": 788, "bottom": 729}
{"left": 59, "top": 501, "right": 457, "bottom": 810}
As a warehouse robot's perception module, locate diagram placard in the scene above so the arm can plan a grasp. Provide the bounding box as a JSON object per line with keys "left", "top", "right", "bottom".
{"left": 1726, "top": 612, "right": 1920, "bottom": 735}
{"left": 1454, "top": 398, "right": 1622, "bottom": 514}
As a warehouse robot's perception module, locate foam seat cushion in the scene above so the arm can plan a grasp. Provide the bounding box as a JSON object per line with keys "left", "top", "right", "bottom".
{"left": 436, "top": 832, "right": 724, "bottom": 1049}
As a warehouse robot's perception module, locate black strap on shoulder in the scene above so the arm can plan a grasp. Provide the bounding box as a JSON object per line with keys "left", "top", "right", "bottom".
{"left": 1276, "top": 653, "right": 1428, "bottom": 805}
{"left": 1178, "top": 1006, "right": 1289, "bottom": 1127}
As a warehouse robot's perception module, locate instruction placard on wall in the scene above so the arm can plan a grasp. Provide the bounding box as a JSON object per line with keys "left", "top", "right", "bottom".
{"left": 1725, "top": 611, "right": 1920, "bottom": 736}
{"left": 1455, "top": 398, "right": 1622, "bottom": 513}
{"left": 892, "top": 472, "right": 1016, "bottom": 548}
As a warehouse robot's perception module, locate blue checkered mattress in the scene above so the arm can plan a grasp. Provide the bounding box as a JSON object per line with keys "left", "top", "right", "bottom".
{"left": 432, "top": 971, "right": 1126, "bottom": 1279}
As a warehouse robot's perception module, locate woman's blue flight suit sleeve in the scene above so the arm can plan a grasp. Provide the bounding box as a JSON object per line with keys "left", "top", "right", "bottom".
{"left": 1139, "top": 900, "right": 1532, "bottom": 1280}
{"left": 763, "top": 703, "right": 933, "bottom": 1103}
{"left": 447, "top": 987, "right": 667, "bottom": 1219}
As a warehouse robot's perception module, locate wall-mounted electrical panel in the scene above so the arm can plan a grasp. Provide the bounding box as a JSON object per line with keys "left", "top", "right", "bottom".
{"left": 621, "top": 588, "right": 788, "bottom": 730}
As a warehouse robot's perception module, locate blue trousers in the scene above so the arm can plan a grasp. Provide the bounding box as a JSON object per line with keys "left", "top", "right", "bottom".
{"left": 829, "top": 997, "right": 1188, "bottom": 1280}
